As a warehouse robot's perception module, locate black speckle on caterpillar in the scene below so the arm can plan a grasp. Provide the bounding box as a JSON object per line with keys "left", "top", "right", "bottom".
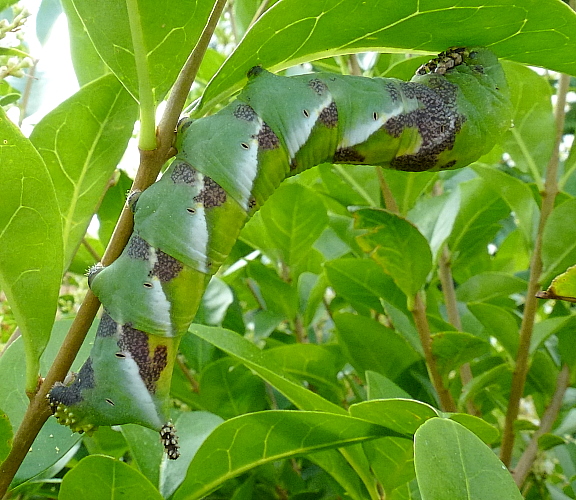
{"left": 48, "top": 47, "right": 512, "bottom": 458}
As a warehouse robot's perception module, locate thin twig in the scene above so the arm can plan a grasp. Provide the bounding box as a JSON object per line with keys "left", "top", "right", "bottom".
{"left": 513, "top": 364, "right": 570, "bottom": 487}
{"left": 499, "top": 72, "right": 568, "bottom": 467}
{"left": 411, "top": 292, "right": 456, "bottom": 412}
{"left": 438, "top": 246, "right": 478, "bottom": 416}
{"left": 376, "top": 167, "right": 399, "bottom": 213}
{"left": 81, "top": 237, "right": 101, "bottom": 262}
{"left": 0, "top": 2, "right": 228, "bottom": 494}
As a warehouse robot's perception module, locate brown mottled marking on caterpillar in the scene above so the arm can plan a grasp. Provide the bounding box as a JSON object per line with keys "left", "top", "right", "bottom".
{"left": 333, "top": 147, "right": 365, "bottom": 163}
{"left": 150, "top": 249, "right": 183, "bottom": 282}
{"left": 170, "top": 162, "right": 197, "bottom": 185}
{"left": 234, "top": 103, "right": 258, "bottom": 121}
{"left": 257, "top": 122, "right": 280, "bottom": 150}
{"left": 308, "top": 78, "right": 329, "bottom": 95}
{"left": 117, "top": 324, "right": 167, "bottom": 393}
{"left": 386, "top": 79, "right": 465, "bottom": 172}
{"left": 319, "top": 101, "right": 338, "bottom": 128}
{"left": 127, "top": 234, "right": 151, "bottom": 260}
{"left": 194, "top": 176, "right": 227, "bottom": 208}
{"left": 48, "top": 358, "right": 95, "bottom": 408}
{"left": 96, "top": 311, "right": 119, "bottom": 338}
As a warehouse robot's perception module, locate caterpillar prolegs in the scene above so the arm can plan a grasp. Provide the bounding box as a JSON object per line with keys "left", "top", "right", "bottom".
{"left": 47, "top": 47, "right": 512, "bottom": 459}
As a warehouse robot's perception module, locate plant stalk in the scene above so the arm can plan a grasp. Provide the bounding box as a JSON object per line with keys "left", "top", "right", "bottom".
{"left": 499, "top": 72, "right": 568, "bottom": 467}
{"left": 513, "top": 364, "right": 570, "bottom": 487}
{"left": 0, "top": 2, "right": 227, "bottom": 494}
{"left": 411, "top": 291, "right": 456, "bottom": 412}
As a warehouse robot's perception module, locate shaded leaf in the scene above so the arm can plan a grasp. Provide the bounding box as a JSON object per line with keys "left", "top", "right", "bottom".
{"left": 173, "top": 410, "right": 408, "bottom": 500}
{"left": 59, "top": 455, "right": 163, "bottom": 500}
{"left": 30, "top": 74, "right": 138, "bottom": 268}
{"left": 334, "top": 313, "right": 420, "bottom": 381}
{"left": 70, "top": 0, "right": 214, "bottom": 102}
{"left": 0, "top": 107, "right": 63, "bottom": 389}
{"left": 355, "top": 208, "right": 432, "bottom": 298}
{"left": 198, "top": 0, "right": 576, "bottom": 113}
{"left": 414, "top": 418, "right": 522, "bottom": 500}
{"left": 542, "top": 198, "right": 576, "bottom": 284}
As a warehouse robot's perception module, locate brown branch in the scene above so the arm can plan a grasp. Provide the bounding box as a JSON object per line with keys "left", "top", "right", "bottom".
{"left": 411, "top": 291, "right": 456, "bottom": 412}
{"left": 0, "top": 2, "right": 228, "bottom": 495}
{"left": 376, "top": 167, "right": 399, "bottom": 213}
{"left": 438, "top": 246, "right": 478, "bottom": 416}
{"left": 512, "top": 364, "right": 570, "bottom": 487}
{"left": 499, "top": 72, "right": 568, "bottom": 467}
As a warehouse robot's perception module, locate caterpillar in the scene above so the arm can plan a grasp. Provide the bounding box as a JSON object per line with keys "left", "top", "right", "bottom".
{"left": 47, "top": 47, "right": 512, "bottom": 460}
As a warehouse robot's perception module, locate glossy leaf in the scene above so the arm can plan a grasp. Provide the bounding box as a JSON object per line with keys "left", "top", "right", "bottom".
{"left": 472, "top": 164, "right": 540, "bottom": 244}
{"left": 173, "top": 410, "right": 408, "bottom": 500}
{"left": 500, "top": 62, "right": 555, "bottom": 180}
{"left": 355, "top": 208, "right": 432, "bottom": 299}
{"left": 188, "top": 324, "right": 345, "bottom": 414}
{"left": 414, "top": 418, "right": 522, "bottom": 499}
{"left": 324, "top": 258, "right": 406, "bottom": 315}
{"left": 30, "top": 74, "right": 138, "bottom": 268}
{"left": 0, "top": 107, "right": 63, "bottom": 390}
{"left": 241, "top": 183, "right": 328, "bottom": 272}
{"left": 349, "top": 399, "right": 439, "bottom": 435}
{"left": 542, "top": 198, "right": 576, "bottom": 284}
{"left": 59, "top": 455, "right": 163, "bottom": 500}
{"left": 334, "top": 313, "right": 421, "bottom": 381}
{"left": 197, "top": 0, "right": 576, "bottom": 113}
{"left": 69, "top": 0, "right": 215, "bottom": 103}
{"left": 431, "top": 332, "right": 489, "bottom": 379}
{"left": 537, "top": 264, "right": 576, "bottom": 302}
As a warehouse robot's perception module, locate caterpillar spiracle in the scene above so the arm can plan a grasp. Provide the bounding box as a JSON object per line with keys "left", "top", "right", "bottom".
{"left": 47, "top": 47, "right": 512, "bottom": 460}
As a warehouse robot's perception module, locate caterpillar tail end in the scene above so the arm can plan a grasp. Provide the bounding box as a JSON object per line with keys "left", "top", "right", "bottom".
{"left": 46, "top": 386, "right": 98, "bottom": 435}
{"left": 160, "top": 421, "right": 180, "bottom": 460}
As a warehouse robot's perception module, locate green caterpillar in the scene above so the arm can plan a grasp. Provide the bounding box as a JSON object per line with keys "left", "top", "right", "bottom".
{"left": 48, "top": 47, "right": 512, "bottom": 460}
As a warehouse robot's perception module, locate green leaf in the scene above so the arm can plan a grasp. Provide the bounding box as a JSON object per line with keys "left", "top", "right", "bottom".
{"left": 456, "top": 272, "right": 527, "bottom": 304}
{"left": 188, "top": 324, "right": 345, "bottom": 414}
{"left": 408, "top": 187, "right": 460, "bottom": 260}
{"left": 69, "top": 0, "right": 214, "bottom": 103}
{"left": 414, "top": 418, "right": 522, "bottom": 500}
{"left": 446, "top": 414, "right": 500, "bottom": 445}
{"left": 334, "top": 313, "right": 420, "bottom": 381}
{"left": 0, "top": 410, "right": 12, "bottom": 464}
{"left": 431, "top": 332, "right": 490, "bottom": 378}
{"left": 467, "top": 303, "right": 519, "bottom": 357}
{"left": 61, "top": 0, "right": 109, "bottom": 85}
{"left": 261, "top": 344, "right": 344, "bottom": 398}
{"left": 241, "top": 183, "right": 328, "bottom": 272}
{"left": 537, "top": 264, "right": 576, "bottom": 302}
{"left": 364, "top": 437, "right": 415, "bottom": 495}
{"left": 197, "top": 0, "right": 576, "bottom": 113}
{"left": 366, "top": 371, "right": 411, "bottom": 400}
{"left": 472, "top": 164, "right": 540, "bottom": 244}
{"left": 324, "top": 258, "right": 406, "bottom": 315}
{"left": 173, "top": 410, "right": 408, "bottom": 500}
{"left": 349, "top": 399, "right": 439, "bottom": 435}
{"left": 447, "top": 178, "right": 509, "bottom": 282}
{"left": 501, "top": 62, "right": 555, "bottom": 182}
{"left": 0, "top": 107, "right": 63, "bottom": 390}
{"left": 382, "top": 169, "right": 437, "bottom": 216}
{"left": 191, "top": 358, "right": 267, "bottom": 419}
{"left": 458, "top": 363, "right": 512, "bottom": 411}
{"left": 542, "top": 198, "right": 576, "bottom": 284}
{"left": 355, "top": 208, "right": 432, "bottom": 299}
{"left": 30, "top": 74, "right": 138, "bottom": 269}
{"left": 59, "top": 455, "right": 163, "bottom": 500}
